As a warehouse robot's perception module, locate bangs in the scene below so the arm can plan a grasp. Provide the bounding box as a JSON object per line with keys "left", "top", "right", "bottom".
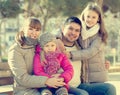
{"left": 29, "top": 19, "right": 41, "bottom": 30}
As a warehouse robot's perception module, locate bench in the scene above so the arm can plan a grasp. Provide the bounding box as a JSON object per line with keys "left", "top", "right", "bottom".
{"left": 0, "top": 84, "right": 13, "bottom": 95}
{"left": 0, "top": 63, "right": 13, "bottom": 95}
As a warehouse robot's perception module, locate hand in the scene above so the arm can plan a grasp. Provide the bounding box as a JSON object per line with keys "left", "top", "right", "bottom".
{"left": 45, "top": 77, "right": 65, "bottom": 88}
{"left": 51, "top": 74, "right": 64, "bottom": 82}
{"left": 56, "top": 39, "right": 66, "bottom": 52}
{"left": 51, "top": 74, "right": 61, "bottom": 78}
{"left": 63, "top": 51, "right": 72, "bottom": 59}
{"left": 105, "top": 60, "right": 110, "bottom": 70}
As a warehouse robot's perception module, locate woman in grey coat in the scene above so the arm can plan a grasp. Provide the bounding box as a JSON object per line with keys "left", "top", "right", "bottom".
{"left": 8, "top": 17, "right": 65, "bottom": 95}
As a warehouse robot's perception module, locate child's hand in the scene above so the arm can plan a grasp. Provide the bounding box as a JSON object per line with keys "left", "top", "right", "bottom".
{"left": 51, "top": 74, "right": 61, "bottom": 78}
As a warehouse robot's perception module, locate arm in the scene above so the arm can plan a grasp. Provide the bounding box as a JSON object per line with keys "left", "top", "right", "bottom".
{"left": 56, "top": 39, "right": 66, "bottom": 53}
{"left": 60, "top": 54, "right": 74, "bottom": 83}
{"left": 71, "top": 36, "right": 105, "bottom": 61}
{"left": 8, "top": 45, "right": 48, "bottom": 88}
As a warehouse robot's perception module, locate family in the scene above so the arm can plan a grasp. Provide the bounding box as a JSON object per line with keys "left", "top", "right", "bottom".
{"left": 8, "top": 2, "right": 116, "bottom": 95}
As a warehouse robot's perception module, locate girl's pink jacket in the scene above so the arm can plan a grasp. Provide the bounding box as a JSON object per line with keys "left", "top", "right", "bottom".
{"left": 33, "top": 45, "right": 74, "bottom": 84}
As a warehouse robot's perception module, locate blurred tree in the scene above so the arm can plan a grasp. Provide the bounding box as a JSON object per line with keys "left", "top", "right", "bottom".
{"left": 0, "top": 0, "right": 22, "bottom": 62}
{"left": 21, "top": 0, "right": 91, "bottom": 32}
{"left": 94, "top": 0, "right": 103, "bottom": 7}
{"left": 109, "top": 31, "right": 118, "bottom": 48}
{"left": 62, "top": 0, "right": 89, "bottom": 16}
{"left": 103, "top": 0, "right": 120, "bottom": 13}
{"left": 0, "top": 0, "right": 22, "bottom": 18}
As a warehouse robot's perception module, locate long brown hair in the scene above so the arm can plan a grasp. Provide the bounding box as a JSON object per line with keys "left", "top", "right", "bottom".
{"left": 80, "top": 2, "right": 108, "bottom": 44}
{"left": 15, "top": 17, "right": 41, "bottom": 46}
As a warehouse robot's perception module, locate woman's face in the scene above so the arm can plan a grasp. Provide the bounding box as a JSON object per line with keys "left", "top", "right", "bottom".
{"left": 24, "top": 26, "right": 41, "bottom": 39}
{"left": 84, "top": 10, "right": 99, "bottom": 28}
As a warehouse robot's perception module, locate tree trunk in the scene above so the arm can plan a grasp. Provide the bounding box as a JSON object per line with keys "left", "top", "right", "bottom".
{"left": 42, "top": 16, "right": 48, "bottom": 33}
{"left": 0, "top": 20, "right": 3, "bottom": 62}
{"left": 94, "top": 0, "right": 103, "bottom": 8}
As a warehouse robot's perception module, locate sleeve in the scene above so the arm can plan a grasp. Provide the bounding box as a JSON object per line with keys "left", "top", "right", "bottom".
{"left": 8, "top": 45, "right": 48, "bottom": 88}
{"left": 33, "top": 50, "right": 50, "bottom": 78}
{"left": 56, "top": 39, "right": 66, "bottom": 53}
{"left": 71, "top": 36, "right": 105, "bottom": 61}
{"left": 60, "top": 54, "right": 74, "bottom": 83}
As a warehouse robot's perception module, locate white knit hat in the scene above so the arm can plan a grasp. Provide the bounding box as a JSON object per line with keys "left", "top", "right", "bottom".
{"left": 39, "top": 32, "right": 56, "bottom": 47}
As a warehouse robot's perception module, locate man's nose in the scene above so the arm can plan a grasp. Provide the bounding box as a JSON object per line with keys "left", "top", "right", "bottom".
{"left": 72, "top": 30, "right": 76, "bottom": 35}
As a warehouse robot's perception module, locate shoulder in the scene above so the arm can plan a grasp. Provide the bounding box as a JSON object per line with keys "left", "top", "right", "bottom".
{"left": 9, "top": 43, "right": 20, "bottom": 51}
{"left": 8, "top": 43, "right": 24, "bottom": 57}
{"left": 8, "top": 42, "right": 34, "bottom": 55}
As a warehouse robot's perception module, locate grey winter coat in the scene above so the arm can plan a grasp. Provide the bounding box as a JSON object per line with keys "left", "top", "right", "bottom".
{"left": 71, "top": 33, "right": 108, "bottom": 83}
{"left": 8, "top": 42, "right": 48, "bottom": 95}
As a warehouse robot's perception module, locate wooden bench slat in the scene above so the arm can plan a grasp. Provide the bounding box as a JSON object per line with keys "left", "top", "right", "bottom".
{"left": 0, "top": 85, "right": 13, "bottom": 93}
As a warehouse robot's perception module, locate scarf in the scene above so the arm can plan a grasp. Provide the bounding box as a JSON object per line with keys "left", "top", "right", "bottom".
{"left": 44, "top": 51, "right": 61, "bottom": 76}
{"left": 24, "top": 37, "right": 38, "bottom": 46}
{"left": 81, "top": 22, "right": 100, "bottom": 40}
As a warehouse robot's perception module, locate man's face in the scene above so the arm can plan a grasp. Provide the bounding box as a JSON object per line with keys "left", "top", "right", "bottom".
{"left": 62, "top": 22, "right": 81, "bottom": 43}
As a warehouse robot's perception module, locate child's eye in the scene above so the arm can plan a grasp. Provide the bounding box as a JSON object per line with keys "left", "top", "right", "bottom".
{"left": 45, "top": 45, "right": 49, "bottom": 47}
{"left": 51, "top": 45, "right": 55, "bottom": 47}
{"left": 92, "top": 16, "right": 96, "bottom": 19}
{"left": 87, "top": 16, "right": 90, "bottom": 18}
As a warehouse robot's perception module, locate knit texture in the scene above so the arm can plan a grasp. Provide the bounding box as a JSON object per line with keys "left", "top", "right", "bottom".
{"left": 81, "top": 22, "right": 100, "bottom": 40}
{"left": 39, "top": 32, "right": 56, "bottom": 47}
{"left": 44, "top": 51, "right": 60, "bottom": 76}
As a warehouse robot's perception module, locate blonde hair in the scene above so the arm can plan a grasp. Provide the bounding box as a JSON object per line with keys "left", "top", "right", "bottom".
{"left": 80, "top": 2, "right": 108, "bottom": 44}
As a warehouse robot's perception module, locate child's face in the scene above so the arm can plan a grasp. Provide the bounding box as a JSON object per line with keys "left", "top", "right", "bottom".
{"left": 43, "top": 41, "right": 57, "bottom": 53}
{"left": 84, "top": 10, "right": 99, "bottom": 28}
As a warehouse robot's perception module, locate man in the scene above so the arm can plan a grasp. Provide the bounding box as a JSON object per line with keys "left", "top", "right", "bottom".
{"left": 56, "top": 16, "right": 116, "bottom": 95}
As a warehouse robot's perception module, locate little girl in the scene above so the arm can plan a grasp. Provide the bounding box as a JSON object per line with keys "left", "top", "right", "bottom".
{"left": 33, "top": 32, "right": 74, "bottom": 95}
